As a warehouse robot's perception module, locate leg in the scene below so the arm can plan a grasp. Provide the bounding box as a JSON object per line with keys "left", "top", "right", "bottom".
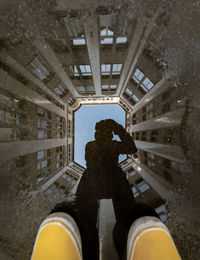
{"left": 76, "top": 196, "right": 99, "bottom": 260}
{"left": 31, "top": 212, "right": 82, "bottom": 260}
{"left": 112, "top": 176, "right": 135, "bottom": 259}
{"left": 127, "top": 216, "right": 181, "bottom": 260}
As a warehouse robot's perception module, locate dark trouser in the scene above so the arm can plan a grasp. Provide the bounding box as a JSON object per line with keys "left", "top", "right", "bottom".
{"left": 75, "top": 169, "right": 136, "bottom": 260}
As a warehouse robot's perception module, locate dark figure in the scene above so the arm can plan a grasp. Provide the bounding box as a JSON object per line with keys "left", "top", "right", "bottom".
{"left": 76, "top": 119, "right": 137, "bottom": 259}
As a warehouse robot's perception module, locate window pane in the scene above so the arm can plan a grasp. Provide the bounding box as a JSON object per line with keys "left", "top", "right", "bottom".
{"left": 41, "top": 160, "right": 47, "bottom": 168}
{"left": 38, "top": 130, "right": 45, "bottom": 139}
{"left": 73, "top": 65, "right": 79, "bottom": 76}
{"left": 116, "top": 37, "right": 127, "bottom": 44}
{"left": 57, "top": 84, "right": 65, "bottom": 93}
{"left": 132, "top": 186, "right": 139, "bottom": 198}
{"left": 100, "top": 28, "right": 107, "bottom": 36}
{"left": 80, "top": 65, "right": 91, "bottom": 75}
{"left": 142, "top": 77, "right": 154, "bottom": 90}
{"left": 29, "top": 57, "right": 50, "bottom": 80}
{"left": 37, "top": 150, "right": 44, "bottom": 160}
{"left": 137, "top": 181, "right": 150, "bottom": 193}
{"left": 101, "top": 64, "right": 111, "bottom": 75}
{"left": 107, "top": 29, "right": 114, "bottom": 36}
{"left": 73, "top": 39, "right": 86, "bottom": 45}
{"left": 79, "top": 65, "right": 85, "bottom": 73}
{"left": 112, "top": 64, "right": 122, "bottom": 75}
{"left": 133, "top": 68, "right": 144, "bottom": 83}
{"left": 85, "top": 65, "right": 91, "bottom": 72}
{"left": 54, "top": 88, "right": 63, "bottom": 96}
{"left": 132, "top": 94, "right": 139, "bottom": 102}
{"left": 101, "top": 38, "right": 113, "bottom": 44}
{"left": 100, "top": 28, "right": 114, "bottom": 36}
{"left": 129, "top": 170, "right": 137, "bottom": 177}
{"left": 102, "top": 85, "right": 109, "bottom": 90}
{"left": 125, "top": 88, "right": 132, "bottom": 96}
{"left": 110, "top": 85, "right": 117, "bottom": 90}
{"left": 140, "top": 85, "right": 148, "bottom": 93}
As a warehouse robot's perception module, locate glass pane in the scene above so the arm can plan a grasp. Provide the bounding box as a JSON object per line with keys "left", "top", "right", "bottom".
{"left": 112, "top": 64, "right": 122, "bottom": 74}
{"left": 57, "top": 84, "right": 65, "bottom": 93}
{"left": 125, "top": 88, "right": 132, "bottom": 96}
{"left": 73, "top": 39, "right": 86, "bottom": 45}
{"left": 41, "top": 160, "right": 47, "bottom": 168}
{"left": 133, "top": 68, "right": 144, "bottom": 83}
{"left": 133, "top": 94, "right": 139, "bottom": 102}
{"left": 101, "top": 38, "right": 113, "bottom": 44}
{"left": 107, "top": 29, "right": 114, "bottom": 36}
{"left": 38, "top": 130, "right": 45, "bottom": 139}
{"left": 37, "top": 150, "right": 44, "bottom": 160}
{"left": 79, "top": 65, "right": 85, "bottom": 73}
{"left": 132, "top": 186, "right": 139, "bottom": 198}
{"left": 76, "top": 86, "right": 86, "bottom": 92}
{"left": 110, "top": 85, "right": 117, "bottom": 90}
{"left": 73, "top": 65, "right": 79, "bottom": 76}
{"left": 102, "top": 85, "right": 109, "bottom": 90}
{"left": 116, "top": 37, "right": 127, "bottom": 44}
{"left": 100, "top": 28, "right": 107, "bottom": 36}
{"left": 30, "top": 57, "right": 49, "bottom": 80}
{"left": 85, "top": 65, "right": 91, "bottom": 72}
{"left": 54, "top": 88, "right": 63, "bottom": 96}
{"left": 142, "top": 77, "right": 154, "bottom": 90}
{"left": 137, "top": 181, "right": 150, "bottom": 193}
{"left": 129, "top": 170, "right": 137, "bottom": 177}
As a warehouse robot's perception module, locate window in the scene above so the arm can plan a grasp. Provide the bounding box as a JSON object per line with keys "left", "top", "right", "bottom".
{"left": 28, "top": 56, "right": 50, "bottom": 80}
{"left": 110, "top": 85, "right": 117, "bottom": 90}
{"left": 146, "top": 152, "right": 155, "bottom": 160}
{"left": 155, "top": 204, "right": 168, "bottom": 222}
{"left": 102, "top": 85, "right": 109, "bottom": 90}
{"left": 79, "top": 65, "right": 92, "bottom": 76}
{"left": 76, "top": 86, "right": 95, "bottom": 94}
{"left": 41, "top": 160, "right": 47, "bottom": 168}
{"left": 37, "top": 119, "right": 47, "bottom": 128}
{"left": 147, "top": 161, "right": 155, "bottom": 168}
{"left": 133, "top": 68, "right": 144, "bottom": 83}
{"left": 132, "top": 68, "right": 154, "bottom": 93}
{"left": 101, "top": 85, "right": 117, "bottom": 92}
{"left": 116, "top": 37, "right": 127, "bottom": 44}
{"left": 112, "top": 64, "right": 122, "bottom": 75}
{"left": 73, "top": 35, "right": 86, "bottom": 46}
{"left": 37, "top": 150, "right": 46, "bottom": 160}
{"left": 124, "top": 88, "right": 139, "bottom": 103}
{"left": 141, "top": 77, "right": 154, "bottom": 90}
{"left": 137, "top": 180, "right": 150, "bottom": 193}
{"left": 100, "top": 28, "right": 114, "bottom": 36}
{"left": 53, "top": 84, "right": 66, "bottom": 97}
{"left": 100, "top": 28, "right": 113, "bottom": 45}
{"left": 130, "top": 170, "right": 137, "bottom": 177}
{"left": 132, "top": 186, "right": 139, "bottom": 198}
{"left": 72, "top": 65, "right": 79, "bottom": 77}
{"left": 101, "top": 64, "right": 111, "bottom": 75}
{"left": 66, "top": 97, "right": 76, "bottom": 105}
{"left": 38, "top": 130, "right": 47, "bottom": 139}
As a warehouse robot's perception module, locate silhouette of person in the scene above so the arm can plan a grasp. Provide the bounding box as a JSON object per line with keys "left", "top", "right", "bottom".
{"left": 76, "top": 119, "right": 137, "bottom": 259}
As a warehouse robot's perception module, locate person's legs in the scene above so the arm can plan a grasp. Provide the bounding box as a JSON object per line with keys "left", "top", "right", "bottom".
{"left": 31, "top": 212, "right": 82, "bottom": 260}
{"left": 127, "top": 216, "right": 181, "bottom": 260}
{"left": 76, "top": 196, "right": 99, "bottom": 260}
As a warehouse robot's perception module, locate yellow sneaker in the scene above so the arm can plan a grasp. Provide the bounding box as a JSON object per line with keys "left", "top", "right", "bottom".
{"left": 31, "top": 212, "right": 82, "bottom": 260}
{"left": 127, "top": 216, "right": 181, "bottom": 260}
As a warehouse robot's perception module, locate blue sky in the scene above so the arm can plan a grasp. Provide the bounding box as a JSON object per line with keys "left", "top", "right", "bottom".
{"left": 74, "top": 104, "right": 126, "bottom": 167}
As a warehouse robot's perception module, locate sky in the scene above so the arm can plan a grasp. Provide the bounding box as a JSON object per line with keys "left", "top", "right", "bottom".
{"left": 74, "top": 104, "right": 126, "bottom": 167}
